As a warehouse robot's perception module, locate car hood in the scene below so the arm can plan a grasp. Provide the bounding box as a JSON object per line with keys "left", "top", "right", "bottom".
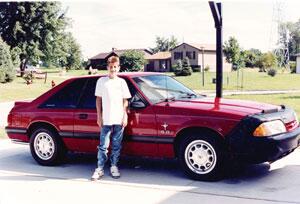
{"left": 163, "top": 97, "right": 281, "bottom": 119}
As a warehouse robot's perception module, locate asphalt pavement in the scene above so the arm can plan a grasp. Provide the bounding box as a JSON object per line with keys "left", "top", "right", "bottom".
{"left": 1, "top": 139, "right": 300, "bottom": 204}
{"left": 1, "top": 95, "right": 300, "bottom": 204}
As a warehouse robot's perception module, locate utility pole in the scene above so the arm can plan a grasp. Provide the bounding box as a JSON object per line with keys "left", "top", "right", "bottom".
{"left": 209, "top": 1, "right": 223, "bottom": 98}
{"left": 201, "top": 46, "right": 205, "bottom": 87}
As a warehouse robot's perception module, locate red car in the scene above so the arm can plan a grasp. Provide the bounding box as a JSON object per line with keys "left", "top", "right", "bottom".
{"left": 5, "top": 72, "right": 300, "bottom": 181}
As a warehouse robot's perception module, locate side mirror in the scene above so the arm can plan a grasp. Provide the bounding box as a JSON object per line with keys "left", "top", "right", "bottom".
{"left": 130, "top": 101, "right": 146, "bottom": 109}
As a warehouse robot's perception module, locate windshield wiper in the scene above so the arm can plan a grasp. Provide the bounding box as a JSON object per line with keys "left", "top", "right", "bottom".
{"left": 165, "top": 96, "right": 176, "bottom": 102}
{"left": 178, "top": 92, "right": 198, "bottom": 99}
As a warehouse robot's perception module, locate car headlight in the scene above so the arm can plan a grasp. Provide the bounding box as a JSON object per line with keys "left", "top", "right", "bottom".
{"left": 253, "top": 120, "right": 286, "bottom": 137}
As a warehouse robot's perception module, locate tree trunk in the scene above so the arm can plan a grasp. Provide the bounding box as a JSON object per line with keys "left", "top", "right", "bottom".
{"left": 19, "top": 58, "right": 28, "bottom": 77}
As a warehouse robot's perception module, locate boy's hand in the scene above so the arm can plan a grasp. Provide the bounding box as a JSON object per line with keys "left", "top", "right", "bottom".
{"left": 122, "top": 114, "right": 128, "bottom": 127}
{"left": 97, "top": 117, "right": 102, "bottom": 128}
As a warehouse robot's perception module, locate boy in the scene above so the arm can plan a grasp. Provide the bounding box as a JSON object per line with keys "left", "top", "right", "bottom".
{"left": 91, "top": 56, "right": 131, "bottom": 180}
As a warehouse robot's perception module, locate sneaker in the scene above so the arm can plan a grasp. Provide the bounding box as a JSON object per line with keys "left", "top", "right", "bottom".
{"left": 110, "top": 166, "right": 121, "bottom": 179}
{"left": 91, "top": 168, "right": 104, "bottom": 181}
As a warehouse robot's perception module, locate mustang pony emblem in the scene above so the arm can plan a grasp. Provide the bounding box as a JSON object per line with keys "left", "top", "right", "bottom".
{"left": 161, "top": 122, "right": 170, "bottom": 134}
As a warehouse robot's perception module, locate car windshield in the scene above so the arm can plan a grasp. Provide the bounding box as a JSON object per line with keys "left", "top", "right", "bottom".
{"left": 133, "top": 75, "right": 201, "bottom": 104}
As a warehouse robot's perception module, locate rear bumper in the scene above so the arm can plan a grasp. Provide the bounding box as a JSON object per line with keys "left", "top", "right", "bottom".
{"left": 5, "top": 127, "right": 29, "bottom": 143}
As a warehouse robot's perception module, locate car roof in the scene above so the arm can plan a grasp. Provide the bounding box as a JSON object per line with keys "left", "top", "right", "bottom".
{"left": 69, "top": 72, "right": 165, "bottom": 80}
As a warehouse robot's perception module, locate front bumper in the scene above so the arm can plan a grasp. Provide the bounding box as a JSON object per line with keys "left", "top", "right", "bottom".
{"left": 227, "top": 108, "right": 300, "bottom": 163}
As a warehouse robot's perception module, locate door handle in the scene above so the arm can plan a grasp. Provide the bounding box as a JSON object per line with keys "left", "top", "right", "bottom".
{"left": 78, "top": 113, "right": 88, "bottom": 119}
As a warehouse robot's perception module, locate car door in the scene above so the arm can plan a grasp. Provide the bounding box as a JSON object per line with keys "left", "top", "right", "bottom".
{"left": 73, "top": 77, "right": 100, "bottom": 153}
{"left": 38, "top": 78, "right": 87, "bottom": 152}
{"left": 122, "top": 77, "right": 158, "bottom": 157}
{"left": 74, "top": 76, "right": 158, "bottom": 157}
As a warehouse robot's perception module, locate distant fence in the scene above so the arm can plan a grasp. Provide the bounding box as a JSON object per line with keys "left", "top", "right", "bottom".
{"left": 17, "top": 70, "right": 51, "bottom": 83}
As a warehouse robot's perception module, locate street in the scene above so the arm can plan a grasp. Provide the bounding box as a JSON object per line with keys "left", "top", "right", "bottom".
{"left": 0, "top": 139, "right": 300, "bottom": 204}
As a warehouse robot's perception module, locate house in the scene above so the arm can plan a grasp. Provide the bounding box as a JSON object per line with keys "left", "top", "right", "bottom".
{"left": 145, "top": 51, "right": 172, "bottom": 72}
{"left": 296, "top": 53, "right": 300, "bottom": 74}
{"left": 89, "top": 43, "right": 232, "bottom": 72}
{"left": 89, "top": 48, "right": 153, "bottom": 70}
{"left": 170, "top": 43, "right": 232, "bottom": 72}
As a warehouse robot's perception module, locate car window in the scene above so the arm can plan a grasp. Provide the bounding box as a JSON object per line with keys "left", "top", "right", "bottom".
{"left": 79, "top": 78, "right": 98, "bottom": 109}
{"left": 40, "top": 78, "right": 87, "bottom": 109}
{"left": 124, "top": 78, "right": 148, "bottom": 105}
{"left": 133, "top": 75, "right": 197, "bottom": 104}
{"left": 78, "top": 77, "right": 138, "bottom": 109}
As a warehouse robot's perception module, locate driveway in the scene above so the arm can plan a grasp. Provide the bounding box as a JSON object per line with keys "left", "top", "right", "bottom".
{"left": 0, "top": 101, "right": 14, "bottom": 127}
{"left": 1, "top": 139, "right": 300, "bottom": 204}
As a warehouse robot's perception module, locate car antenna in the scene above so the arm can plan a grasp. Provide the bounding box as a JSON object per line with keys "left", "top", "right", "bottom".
{"left": 165, "top": 73, "right": 170, "bottom": 106}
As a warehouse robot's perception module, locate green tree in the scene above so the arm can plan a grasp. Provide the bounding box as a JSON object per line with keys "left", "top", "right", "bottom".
{"left": 120, "top": 50, "right": 147, "bottom": 72}
{"left": 10, "top": 46, "right": 21, "bottom": 68}
{"left": 257, "top": 52, "right": 277, "bottom": 72}
{"left": 0, "top": 37, "right": 15, "bottom": 83}
{"left": 150, "top": 36, "right": 179, "bottom": 53}
{"left": 223, "top": 37, "right": 244, "bottom": 70}
{"left": 0, "top": 2, "right": 81, "bottom": 75}
{"left": 243, "top": 48, "right": 262, "bottom": 68}
{"left": 58, "top": 33, "right": 82, "bottom": 70}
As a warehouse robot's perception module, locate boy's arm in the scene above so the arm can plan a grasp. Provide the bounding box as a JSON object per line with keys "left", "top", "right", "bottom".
{"left": 122, "top": 98, "right": 129, "bottom": 127}
{"left": 96, "top": 96, "right": 102, "bottom": 128}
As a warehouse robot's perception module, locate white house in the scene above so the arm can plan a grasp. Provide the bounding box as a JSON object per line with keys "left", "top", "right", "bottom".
{"left": 296, "top": 53, "right": 300, "bottom": 74}
{"left": 170, "top": 43, "right": 232, "bottom": 72}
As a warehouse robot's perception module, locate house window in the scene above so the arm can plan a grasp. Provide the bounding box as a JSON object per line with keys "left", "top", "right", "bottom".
{"left": 174, "top": 52, "right": 183, "bottom": 60}
{"left": 193, "top": 51, "right": 196, "bottom": 59}
{"left": 186, "top": 51, "right": 193, "bottom": 59}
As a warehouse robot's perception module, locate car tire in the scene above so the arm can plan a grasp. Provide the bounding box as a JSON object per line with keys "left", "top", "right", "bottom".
{"left": 178, "top": 131, "right": 226, "bottom": 181}
{"left": 30, "top": 127, "right": 66, "bottom": 166}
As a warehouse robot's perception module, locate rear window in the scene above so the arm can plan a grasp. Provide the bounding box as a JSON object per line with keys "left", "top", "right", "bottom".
{"left": 40, "top": 78, "right": 87, "bottom": 109}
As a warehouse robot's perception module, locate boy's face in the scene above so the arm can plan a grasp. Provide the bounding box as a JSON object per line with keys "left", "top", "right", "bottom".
{"left": 107, "top": 62, "right": 120, "bottom": 78}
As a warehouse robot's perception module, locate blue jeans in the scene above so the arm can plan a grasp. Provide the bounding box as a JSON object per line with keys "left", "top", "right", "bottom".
{"left": 97, "top": 125, "right": 124, "bottom": 169}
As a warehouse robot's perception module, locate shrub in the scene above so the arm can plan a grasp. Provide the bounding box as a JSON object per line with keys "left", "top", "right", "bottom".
{"left": 204, "top": 65, "right": 210, "bottom": 72}
{"left": 192, "top": 65, "right": 201, "bottom": 72}
{"left": 0, "top": 37, "right": 15, "bottom": 83}
{"left": 174, "top": 57, "right": 192, "bottom": 76}
{"left": 181, "top": 66, "right": 193, "bottom": 76}
{"left": 173, "top": 60, "right": 183, "bottom": 76}
{"left": 0, "top": 69, "right": 5, "bottom": 82}
{"left": 23, "top": 72, "right": 35, "bottom": 84}
{"left": 290, "top": 61, "right": 296, "bottom": 73}
{"left": 267, "top": 68, "right": 277, "bottom": 77}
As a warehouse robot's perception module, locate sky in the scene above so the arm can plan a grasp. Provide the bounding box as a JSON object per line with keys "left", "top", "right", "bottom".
{"left": 61, "top": 0, "right": 300, "bottom": 59}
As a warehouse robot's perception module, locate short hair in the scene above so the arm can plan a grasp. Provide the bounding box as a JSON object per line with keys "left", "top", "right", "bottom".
{"left": 107, "top": 56, "right": 119, "bottom": 64}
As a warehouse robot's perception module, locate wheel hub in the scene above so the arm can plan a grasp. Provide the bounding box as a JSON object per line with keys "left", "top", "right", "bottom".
{"left": 34, "top": 132, "right": 55, "bottom": 160}
{"left": 184, "top": 140, "right": 217, "bottom": 174}
{"left": 193, "top": 149, "right": 209, "bottom": 165}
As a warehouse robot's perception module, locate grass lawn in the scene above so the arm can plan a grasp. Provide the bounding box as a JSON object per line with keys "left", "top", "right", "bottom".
{"left": 0, "top": 69, "right": 107, "bottom": 102}
{"left": 0, "top": 127, "right": 7, "bottom": 139}
{"left": 1, "top": 68, "right": 300, "bottom": 103}
{"left": 173, "top": 69, "right": 300, "bottom": 91}
{"left": 226, "top": 93, "right": 300, "bottom": 120}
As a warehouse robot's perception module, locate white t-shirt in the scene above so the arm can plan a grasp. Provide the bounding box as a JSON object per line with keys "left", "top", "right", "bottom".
{"left": 95, "top": 76, "right": 131, "bottom": 125}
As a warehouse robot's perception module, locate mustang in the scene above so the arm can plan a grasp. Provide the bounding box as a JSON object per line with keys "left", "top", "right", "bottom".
{"left": 5, "top": 72, "right": 300, "bottom": 181}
